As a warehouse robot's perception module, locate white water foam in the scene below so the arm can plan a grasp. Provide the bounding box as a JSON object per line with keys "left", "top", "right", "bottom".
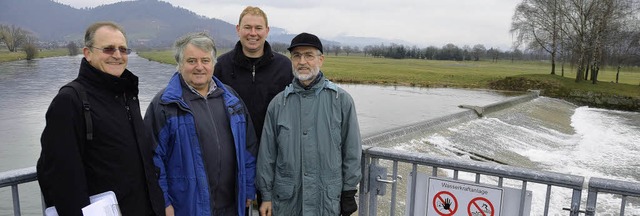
{"left": 413, "top": 104, "right": 640, "bottom": 215}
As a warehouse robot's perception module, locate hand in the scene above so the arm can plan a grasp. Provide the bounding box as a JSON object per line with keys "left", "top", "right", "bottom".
{"left": 340, "top": 190, "right": 357, "bottom": 216}
{"left": 165, "top": 205, "right": 175, "bottom": 216}
{"left": 259, "top": 201, "right": 272, "bottom": 216}
{"left": 246, "top": 199, "right": 253, "bottom": 208}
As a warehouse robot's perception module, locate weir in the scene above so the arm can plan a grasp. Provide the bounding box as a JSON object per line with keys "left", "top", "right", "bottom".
{"left": 363, "top": 90, "right": 540, "bottom": 147}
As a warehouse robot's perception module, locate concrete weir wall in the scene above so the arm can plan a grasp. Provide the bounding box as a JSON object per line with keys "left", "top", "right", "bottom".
{"left": 362, "top": 90, "right": 540, "bottom": 145}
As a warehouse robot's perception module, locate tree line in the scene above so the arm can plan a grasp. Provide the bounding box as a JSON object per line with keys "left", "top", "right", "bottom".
{"left": 511, "top": 0, "right": 640, "bottom": 83}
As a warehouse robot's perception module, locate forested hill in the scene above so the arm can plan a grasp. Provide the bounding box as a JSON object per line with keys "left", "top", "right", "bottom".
{"left": 0, "top": 0, "right": 242, "bottom": 47}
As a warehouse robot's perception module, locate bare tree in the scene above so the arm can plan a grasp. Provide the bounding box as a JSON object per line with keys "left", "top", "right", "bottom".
{"left": 588, "top": 0, "right": 638, "bottom": 84}
{"left": 0, "top": 24, "right": 31, "bottom": 52}
{"left": 471, "top": 44, "right": 486, "bottom": 61}
{"left": 343, "top": 45, "right": 352, "bottom": 56}
{"left": 606, "top": 24, "right": 640, "bottom": 83}
{"left": 559, "top": 0, "right": 640, "bottom": 83}
{"left": 67, "top": 41, "right": 80, "bottom": 56}
{"left": 332, "top": 45, "right": 341, "bottom": 56}
{"left": 511, "top": 0, "right": 562, "bottom": 74}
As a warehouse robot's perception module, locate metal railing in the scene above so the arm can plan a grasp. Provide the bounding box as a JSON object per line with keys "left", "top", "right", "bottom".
{"left": 0, "top": 166, "right": 38, "bottom": 216}
{"left": 1, "top": 148, "right": 640, "bottom": 216}
{"left": 357, "top": 145, "right": 640, "bottom": 216}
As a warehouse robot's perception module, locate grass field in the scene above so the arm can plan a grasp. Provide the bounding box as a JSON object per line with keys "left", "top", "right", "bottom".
{"left": 0, "top": 49, "right": 69, "bottom": 63}
{"left": 137, "top": 50, "right": 640, "bottom": 98}
{"left": 1, "top": 48, "right": 636, "bottom": 99}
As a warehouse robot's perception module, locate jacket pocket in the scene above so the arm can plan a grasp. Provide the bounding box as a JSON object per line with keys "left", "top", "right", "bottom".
{"left": 324, "top": 183, "right": 342, "bottom": 215}
{"left": 273, "top": 181, "right": 294, "bottom": 200}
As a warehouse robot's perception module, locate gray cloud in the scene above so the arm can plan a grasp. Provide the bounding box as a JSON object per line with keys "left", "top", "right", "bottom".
{"left": 56, "top": 0, "right": 519, "bottom": 49}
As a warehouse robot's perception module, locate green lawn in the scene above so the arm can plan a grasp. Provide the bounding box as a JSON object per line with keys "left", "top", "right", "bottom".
{"left": 137, "top": 51, "right": 639, "bottom": 99}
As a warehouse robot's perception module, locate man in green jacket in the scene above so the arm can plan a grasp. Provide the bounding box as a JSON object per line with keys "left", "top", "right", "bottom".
{"left": 256, "top": 32, "right": 362, "bottom": 216}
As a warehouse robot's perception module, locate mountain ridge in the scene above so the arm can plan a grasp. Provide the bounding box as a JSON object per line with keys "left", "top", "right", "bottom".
{"left": 0, "top": 0, "right": 404, "bottom": 49}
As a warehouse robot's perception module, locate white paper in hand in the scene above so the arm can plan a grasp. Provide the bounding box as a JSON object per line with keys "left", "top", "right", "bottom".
{"left": 44, "top": 191, "right": 121, "bottom": 216}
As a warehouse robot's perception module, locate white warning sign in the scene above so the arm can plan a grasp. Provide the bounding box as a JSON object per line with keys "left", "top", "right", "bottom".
{"left": 427, "top": 177, "right": 503, "bottom": 216}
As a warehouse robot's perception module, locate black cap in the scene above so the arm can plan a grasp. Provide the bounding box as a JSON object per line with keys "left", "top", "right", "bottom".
{"left": 287, "top": 32, "right": 323, "bottom": 54}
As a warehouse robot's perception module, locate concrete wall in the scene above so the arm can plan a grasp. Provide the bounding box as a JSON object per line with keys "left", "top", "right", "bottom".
{"left": 566, "top": 90, "right": 640, "bottom": 112}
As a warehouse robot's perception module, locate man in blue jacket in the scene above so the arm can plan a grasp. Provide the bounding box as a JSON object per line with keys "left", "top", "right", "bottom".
{"left": 144, "top": 32, "right": 257, "bottom": 216}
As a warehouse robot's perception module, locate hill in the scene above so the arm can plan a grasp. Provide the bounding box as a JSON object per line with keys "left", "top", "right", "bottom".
{"left": 0, "top": 0, "right": 243, "bottom": 48}
{"left": 0, "top": 0, "right": 402, "bottom": 49}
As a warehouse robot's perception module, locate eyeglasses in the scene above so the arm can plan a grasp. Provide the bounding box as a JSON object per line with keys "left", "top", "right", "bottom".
{"left": 291, "top": 52, "right": 320, "bottom": 61}
{"left": 90, "top": 46, "right": 132, "bottom": 55}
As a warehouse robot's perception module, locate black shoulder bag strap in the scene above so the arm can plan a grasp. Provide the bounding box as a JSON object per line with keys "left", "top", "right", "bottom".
{"left": 62, "top": 81, "right": 93, "bottom": 142}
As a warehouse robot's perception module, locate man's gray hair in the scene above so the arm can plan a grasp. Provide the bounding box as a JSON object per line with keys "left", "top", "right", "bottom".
{"left": 174, "top": 32, "right": 217, "bottom": 66}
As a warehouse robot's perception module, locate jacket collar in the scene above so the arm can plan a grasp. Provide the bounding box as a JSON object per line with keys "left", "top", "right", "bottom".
{"left": 78, "top": 57, "right": 138, "bottom": 95}
{"left": 160, "top": 72, "right": 241, "bottom": 110}
{"left": 283, "top": 72, "right": 337, "bottom": 98}
{"left": 232, "top": 40, "right": 275, "bottom": 69}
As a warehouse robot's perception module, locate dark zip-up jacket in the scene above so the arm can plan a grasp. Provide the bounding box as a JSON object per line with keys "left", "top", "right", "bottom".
{"left": 37, "top": 58, "right": 165, "bottom": 216}
{"left": 215, "top": 41, "right": 293, "bottom": 144}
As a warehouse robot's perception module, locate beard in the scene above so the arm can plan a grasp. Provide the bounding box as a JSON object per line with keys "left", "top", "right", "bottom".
{"left": 292, "top": 65, "right": 320, "bottom": 82}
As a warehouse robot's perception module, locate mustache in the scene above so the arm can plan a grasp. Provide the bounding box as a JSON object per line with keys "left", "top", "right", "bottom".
{"left": 296, "top": 66, "right": 310, "bottom": 70}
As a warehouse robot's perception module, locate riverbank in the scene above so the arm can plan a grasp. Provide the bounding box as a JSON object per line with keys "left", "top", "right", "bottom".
{"left": 0, "top": 49, "right": 68, "bottom": 63}
{"left": 2, "top": 50, "right": 636, "bottom": 111}
{"left": 489, "top": 75, "right": 640, "bottom": 111}
{"left": 137, "top": 51, "right": 640, "bottom": 111}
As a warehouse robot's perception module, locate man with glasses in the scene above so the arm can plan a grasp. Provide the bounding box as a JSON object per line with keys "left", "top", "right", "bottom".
{"left": 145, "top": 32, "right": 257, "bottom": 216}
{"left": 37, "top": 21, "right": 165, "bottom": 216}
{"left": 256, "top": 32, "right": 362, "bottom": 216}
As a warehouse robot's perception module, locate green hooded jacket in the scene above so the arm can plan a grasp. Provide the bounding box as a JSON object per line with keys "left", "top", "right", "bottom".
{"left": 256, "top": 76, "right": 362, "bottom": 215}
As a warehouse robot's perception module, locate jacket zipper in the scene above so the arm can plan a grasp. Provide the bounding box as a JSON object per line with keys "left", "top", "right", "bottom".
{"left": 251, "top": 65, "right": 255, "bottom": 83}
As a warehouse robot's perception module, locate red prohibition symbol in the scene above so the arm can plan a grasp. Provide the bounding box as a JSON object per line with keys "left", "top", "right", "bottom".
{"left": 467, "top": 197, "right": 495, "bottom": 216}
{"left": 433, "top": 191, "right": 458, "bottom": 216}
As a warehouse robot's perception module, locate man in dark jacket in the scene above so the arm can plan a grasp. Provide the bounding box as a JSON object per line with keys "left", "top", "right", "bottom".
{"left": 145, "top": 32, "right": 257, "bottom": 216}
{"left": 215, "top": 8, "right": 292, "bottom": 212}
{"left": 215, "top": 6, "right": 293, "bottom": 146}
{"left": 36, "top": 21, "right": 165, "bottom": 216}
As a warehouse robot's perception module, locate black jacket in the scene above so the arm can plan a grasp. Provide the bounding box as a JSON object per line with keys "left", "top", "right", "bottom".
{"left": 215, "top": 41, "right": 293, "bottom": 143}
{"left": 37, "top": 58, "right": 165, "bottom": 216}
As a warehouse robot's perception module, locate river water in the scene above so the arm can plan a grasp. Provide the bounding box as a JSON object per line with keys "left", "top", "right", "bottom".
{"left": 0, "top": 54, "right": 520, "bottom": 215}
{"left": 1, "top": 54, "right": 638, "bottom": 215}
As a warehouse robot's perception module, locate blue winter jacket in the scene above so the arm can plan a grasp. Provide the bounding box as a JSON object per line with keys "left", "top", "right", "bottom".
{"left": 144, "top": 72, "right": 257, "bottom": 216}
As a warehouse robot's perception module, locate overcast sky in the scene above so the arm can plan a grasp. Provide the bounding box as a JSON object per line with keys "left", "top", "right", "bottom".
{"left": 55, "top": 0, "right": 521, "bottom": 50}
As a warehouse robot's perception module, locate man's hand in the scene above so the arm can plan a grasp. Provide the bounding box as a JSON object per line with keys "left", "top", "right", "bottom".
{"left": 165, "top": 205, "right": 175, "bottom": 216}
{"left": 259, "top": 201, "right": 273, "bottom": 216}
{"left": 340, "top": 190, "right": 357, "bottom": 216}
{"left": 246, "top": 199, "right": 253, "bottom": 208}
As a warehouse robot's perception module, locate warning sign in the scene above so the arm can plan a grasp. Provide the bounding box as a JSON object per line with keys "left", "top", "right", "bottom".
{"left": 433, "top": 191, "right": 458, "bottom": 215}
{"left": 426, "top": 177, "right": 503, "bottom": 216}
{"left": 468, "top": 197, "right": 495, "bottom": 216}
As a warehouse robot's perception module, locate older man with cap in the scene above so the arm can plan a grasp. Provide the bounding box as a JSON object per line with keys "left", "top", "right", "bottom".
{"left": 256, "top": 32, "right": 362, "bottom": 216}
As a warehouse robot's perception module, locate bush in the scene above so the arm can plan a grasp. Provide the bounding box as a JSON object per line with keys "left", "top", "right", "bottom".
{"left": 67, "top": 41, "right": 79, "bottom": 56}
{"left": 23, "top": 43, "right": 38, "bottom": 60}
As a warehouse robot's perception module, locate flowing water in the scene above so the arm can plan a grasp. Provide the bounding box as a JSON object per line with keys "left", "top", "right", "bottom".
{"left": 388, "top": 97, "right": 640, "bottom": 215}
